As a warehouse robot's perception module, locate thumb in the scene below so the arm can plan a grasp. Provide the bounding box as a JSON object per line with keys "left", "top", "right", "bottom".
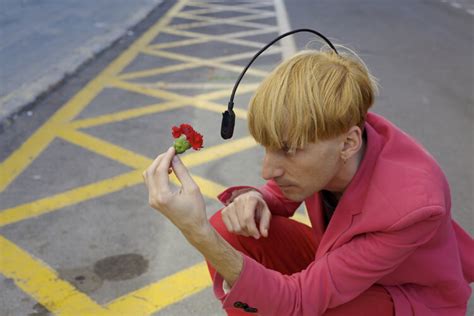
{"left": 259, "top": 203, "right": 271, "bottom": 237}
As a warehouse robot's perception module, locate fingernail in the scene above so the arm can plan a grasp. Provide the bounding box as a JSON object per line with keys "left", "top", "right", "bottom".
{"left": 254, "top": 235, "right": 260, "bottom": 240}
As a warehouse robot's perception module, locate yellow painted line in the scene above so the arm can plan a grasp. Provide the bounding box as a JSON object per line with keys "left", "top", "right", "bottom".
{"left": 0, "top": 125, "right": 59, "bottom": 192}
{"left": 171, "top": 20, "right": 218, "bottom": 31}
{"left": 110, "top": 79, "right": 249, "bottom": 119}
{"left": 0, "top": 170, "right": 142, "bottom": 228}
{"left": 141, "top": 82, "right": 236, "bottom": 89}
{"left": 150, "top": 37, "right": 209, "bottom": 50}
{"left": 0, "top": 135, "right": 259, "bottom": 228}
{"left": 186, "top": 2, "right": 272, "bottom": 15}
{"left": 109, "top": 215, "right": 310, "bottom": 316}
{"left": 0, "top": 0, "right": 187, "bottom": 193}
{"left": 0, "top": 172, "right": 234, "bottom": 230}
{"left": 69, "top": 101, "right": 187, "bottom": 129}
{"left": 158, "top": 26, "right": 280, "bottom": 45}
{"left": 193, "top": 82, "right": 260, "bottom": 100}
{"left": 111, "top": 79, "right": 184, "bottom": 101}
{"left": 0, "top": 1, "right": 284, "bottom": 314}
{"left": 176, "top": 12, "right": 277, "bottom": 29}
{"left": 0, "top": 235, "right": 112, "bottom": 316}
{"left": 120, "top": 48, "right": 279, "bottom": 81}
{"left": 57, "top": 129, "right": 150, "bottom": 169}
{"left": 119, "top": 61, "right": 200, "bottom": 81}
{"left": 192, "top": 99, "right": 248, "bottom": 120}
{"left": 157, "top": 27, "right": 280, "bottom": 51}
{"left": 150, "top": 33, "right": 266, "bottom": 50}
{"left": 173, "top": 7, "right": 219, "bottom": 15}
{"left": 141, "top": 48, "right": 269, "bottom": 77}
{"left": 106, "top": 262, "right": 211, "bottom": 315}
{"left": 183, "top": 136, "right": 257, "bottom": 167}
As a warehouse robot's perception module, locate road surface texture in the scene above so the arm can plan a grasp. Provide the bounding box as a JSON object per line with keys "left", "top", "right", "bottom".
{"left": 1, "top": 0, "right": 472, "bottom": 315}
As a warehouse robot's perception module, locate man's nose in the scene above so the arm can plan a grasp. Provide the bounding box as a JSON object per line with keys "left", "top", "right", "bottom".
{"left": 261, "top": 152, "right": 284, "bottom": 180}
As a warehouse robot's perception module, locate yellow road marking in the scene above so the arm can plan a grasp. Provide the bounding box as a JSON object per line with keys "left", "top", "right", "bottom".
{"left": 57, "top": 129, "right": 150, "bottom": 168}
{"left": 159, "top": 26, "right": 279, "bottom": 44}
{"left": 175, "top": 12, "right": 276, "bottom": 29}
{"left": 106, "top": 262, "right": 212, "bottom": 315}
{"left": 0, "top": 236, "right": 112, "bottom": 316}
{"left": 107, "top": 213, "right": 310, "bottom": 315}
{"left": 0, "top": 125, "right": 58, "bottom": 192}
{"left": 0, "top": 0, "right": 290, "bottom": 314}
{"left": 69, "top": 101, "right": 188, "bottom": 129}
{"left": 0, "top": 0, "right": 187, "bottom": 192}
{"left": 0, "top": 135, "right": 258, "bottom": 228}
{"left": 186, "top": 2, "right": 273, "bottom": 15}
{"left": 110, "top": 79, "right": 249, "bottom": 119}
{"left": 119, "top": 48, "right": 280, "bottom": 81}
{"left": 140, "top": 48, "right": 269, "bottom": 77}
{"left": 0, "top": 170, "right": 141, "bottom": 228}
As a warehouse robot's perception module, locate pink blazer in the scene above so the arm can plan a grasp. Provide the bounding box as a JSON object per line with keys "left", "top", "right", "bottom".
{"left": 213, "top": 113, "right": 473, "bottom": 315}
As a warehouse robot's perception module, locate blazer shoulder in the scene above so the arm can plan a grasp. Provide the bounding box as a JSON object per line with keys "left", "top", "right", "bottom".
{"left": 364, "top": 157, "right": 449, "bottom": 227}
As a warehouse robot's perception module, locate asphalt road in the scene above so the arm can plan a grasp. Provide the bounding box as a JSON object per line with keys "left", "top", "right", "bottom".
{"left": 0, "top": 0, "right": 163, "bottom": 123}
{"left": 1, "top": 0, "right": 472, "bottom": 315}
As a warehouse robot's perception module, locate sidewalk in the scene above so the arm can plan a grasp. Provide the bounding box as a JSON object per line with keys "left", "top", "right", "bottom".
{"left": 0, "top": 0, "right": 163, "bottom": 124}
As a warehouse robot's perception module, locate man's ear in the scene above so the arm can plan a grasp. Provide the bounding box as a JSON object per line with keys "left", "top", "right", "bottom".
{"left": 341, "top": 126, "right": 363, "bottom": 160}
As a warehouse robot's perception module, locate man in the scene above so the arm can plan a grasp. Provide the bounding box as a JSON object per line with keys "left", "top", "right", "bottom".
{"left": 143, "top": 49, "right": 473, "bottom": 315}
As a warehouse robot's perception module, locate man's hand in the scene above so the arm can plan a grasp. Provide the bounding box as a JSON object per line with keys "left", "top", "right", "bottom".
{"left": 142, "top": 147, "right": 209, "bottom": 234}
{"left": 222, "top": 190, "right": 271, "bottom": 239}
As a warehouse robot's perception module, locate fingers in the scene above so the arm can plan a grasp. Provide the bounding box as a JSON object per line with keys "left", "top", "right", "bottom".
{"left": 222, "top": 196, "right": 262, "bottom": 239}
{"left": 242, "top": 198, "right": 260, "bottom": 239}
{"left": 171, "top": 154, "right": 199, "bottom": 193}
{"left": 155, "top": 147, "right": 175, "bottom": 189}
{"left": 142, "top": 147, "right": 174, "bottom": 196}
{"left": 222, "top": 208, "right": 248, "bottom": 236}
{"left": 259, "top": 203, "right": 271, "bottom": 238}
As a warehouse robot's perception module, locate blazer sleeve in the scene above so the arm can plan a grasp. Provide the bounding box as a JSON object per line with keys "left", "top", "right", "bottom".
{"left": 212, "top": 205, "right": 444, "bottom": 315}
{"left": 217, "top": 179, "right": 302, "bottom": 217}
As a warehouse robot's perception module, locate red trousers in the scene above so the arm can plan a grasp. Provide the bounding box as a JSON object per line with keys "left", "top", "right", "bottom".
{"left": 207, "top": 210, "right": 394, "bottom": 316}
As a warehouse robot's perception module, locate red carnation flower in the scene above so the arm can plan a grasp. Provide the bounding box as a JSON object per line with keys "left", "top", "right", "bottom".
{"left": 171, "top": 124, "right": 204, "bottom": 154}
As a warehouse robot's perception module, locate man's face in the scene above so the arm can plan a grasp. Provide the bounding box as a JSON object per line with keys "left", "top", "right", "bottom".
{"left": 261, "top": 136, "right": 344, "bottom": 201}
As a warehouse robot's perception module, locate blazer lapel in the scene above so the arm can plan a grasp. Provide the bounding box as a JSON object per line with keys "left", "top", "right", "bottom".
{"left": 315, "top": 119, "right": 383, "bottom": 259}
{"left": 315, "top": 203, "right": 360, "bottom": 259}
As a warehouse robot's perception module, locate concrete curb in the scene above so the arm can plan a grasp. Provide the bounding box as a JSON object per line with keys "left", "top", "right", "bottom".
{"left": 0, "top": 0, "right": 164, "bottom": 127}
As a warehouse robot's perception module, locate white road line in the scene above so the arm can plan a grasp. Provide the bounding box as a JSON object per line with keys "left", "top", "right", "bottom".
{"left": 274, "top": 0, "right": 297, "bottom": 59}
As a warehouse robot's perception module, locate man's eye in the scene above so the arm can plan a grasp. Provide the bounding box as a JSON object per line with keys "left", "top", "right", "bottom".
{"left": 282, "top": 145, "right": 295, "bottom": 155}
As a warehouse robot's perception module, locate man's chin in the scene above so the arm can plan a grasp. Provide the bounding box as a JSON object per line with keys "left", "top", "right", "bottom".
{"left": 280, "top": 187, "right": 305, "bottom": 202}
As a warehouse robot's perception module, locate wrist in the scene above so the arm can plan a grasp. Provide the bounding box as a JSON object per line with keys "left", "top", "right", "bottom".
{"left": 181, "top": 222, "right": 214, "bottom": 245}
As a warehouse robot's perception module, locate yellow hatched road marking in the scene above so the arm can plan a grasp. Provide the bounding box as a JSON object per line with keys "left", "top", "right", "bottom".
{"left": 118, "top": 61, "right": 201, "bottom": 80}
{"left": 174, "top": 12, "right": 276, "bottom": 29}
{"left": 0, "top": 135, "right": 257, "bottom": 228}
{"left": 106, "top": 262, "right": 212, "bottom": 315}
{"left": 0, "top": 170, "right": 142, "bottom": 228}
{"left": 57, "top": 129, "right": 150, "bottom": 168}
{"left": 159, "top": 26, "right": 279, "bottom": 45}
{"left": 0, "top": 0, "right": 298, "bottom": 314}
{"left": 0, "top": 0, "right": 187, "bottom": 192}
{"left": 119, "top": 48, "right": 280, "bottom": 80}
{"left": 69, "top": 101, "right": 188, "bottom": 129}
{"left": 186, "top": 2, "right": 273, "bottom": 14}
{"left": 140, "top": 48, "right": 269, "bottom": 77}
{"left": 0, "top": 236, "right": 112, "bottom": 316}
{"left": 109, "top": 79, "right": 250, "bottom": 119}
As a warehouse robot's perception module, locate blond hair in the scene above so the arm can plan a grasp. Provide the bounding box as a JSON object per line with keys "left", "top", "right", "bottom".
{"left": 248, "top": 47, "right": 378, "bottom": 150}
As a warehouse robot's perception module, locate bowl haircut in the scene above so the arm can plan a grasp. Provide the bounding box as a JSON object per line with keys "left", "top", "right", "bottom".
{"left": 248, "top": 47, "right": 378, "bottom": 151}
